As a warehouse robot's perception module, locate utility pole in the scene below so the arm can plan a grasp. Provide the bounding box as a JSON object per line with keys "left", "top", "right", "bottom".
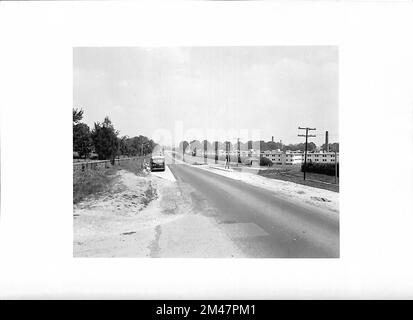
{"left": 225, "top": 141, "right": 230, "bottom": 169}
{"left": 237, "top": 138, "right": 241, "bottom": 166}
{"left": 216, "top": 141, "right": 219, "bottom": 164}
{"left": 204, "top": 140, "right": 207, "bottom": 164}
{"left": 298, "top": 127, "right": 316, "bottom": 180}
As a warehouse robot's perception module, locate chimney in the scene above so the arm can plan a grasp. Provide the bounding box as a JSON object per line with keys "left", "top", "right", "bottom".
{"left": 325, "top": 131, "right": 329, "bottom": 152}
{"left": 272, "top": 136, "right": 274, "bottom": 142}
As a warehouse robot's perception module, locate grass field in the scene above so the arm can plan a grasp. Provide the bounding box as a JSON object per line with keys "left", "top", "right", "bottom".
{"left": 258, "top": 164, "right": 339, "bottom": 193}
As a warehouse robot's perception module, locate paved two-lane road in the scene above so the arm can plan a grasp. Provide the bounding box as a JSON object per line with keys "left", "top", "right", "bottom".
{"left": 167, "top": 162, "right": 339, "bottom": 258}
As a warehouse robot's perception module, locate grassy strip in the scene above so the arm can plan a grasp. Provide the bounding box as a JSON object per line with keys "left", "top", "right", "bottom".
{"left": 73, "top": 167, "right": 118, "bottom": 204}
{"left": 259, "top": 167, "right": 339, "bottom": 193}
{"left": 117, "top": 158, "right": 148, "bottom": 175}
{"left": 301, "top": 162, "right": 339, "bottom": 177}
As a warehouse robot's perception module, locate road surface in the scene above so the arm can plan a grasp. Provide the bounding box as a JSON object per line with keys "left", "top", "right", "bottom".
{"left": 167, "top": 161, "right": 339, "bottom": 258}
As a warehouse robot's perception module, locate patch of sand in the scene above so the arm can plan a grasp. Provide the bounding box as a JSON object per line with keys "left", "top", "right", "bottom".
{"left": 73, "top": 169, "right": 186, "bottom": 257}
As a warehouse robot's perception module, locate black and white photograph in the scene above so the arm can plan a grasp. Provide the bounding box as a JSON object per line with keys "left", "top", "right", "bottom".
{"left": 73, "top": 46, "right": 339, "bottom": 258}
{"left": 2, "top": 0, "right": 413, "bottom": 301}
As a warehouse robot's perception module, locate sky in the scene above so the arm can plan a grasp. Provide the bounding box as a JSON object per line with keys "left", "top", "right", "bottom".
{"left": 73, "top": 46, "right": 338, "bottom": 146}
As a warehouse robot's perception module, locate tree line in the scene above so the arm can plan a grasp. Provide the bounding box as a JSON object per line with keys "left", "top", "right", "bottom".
{"left": 73, "top": 108, "right": 156, "bottom": 162}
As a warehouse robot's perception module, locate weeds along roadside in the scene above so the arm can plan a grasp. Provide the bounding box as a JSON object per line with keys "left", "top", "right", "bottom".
{"left": 73, "top": 159, "right": 149, "bottom": 204}
{"left": 73, "top": 166, "right": 118, "bottom": 204}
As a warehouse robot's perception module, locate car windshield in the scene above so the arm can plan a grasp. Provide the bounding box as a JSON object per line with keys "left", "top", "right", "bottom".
{"left": 152, "top": 158, "right": 164, "bottom": 164}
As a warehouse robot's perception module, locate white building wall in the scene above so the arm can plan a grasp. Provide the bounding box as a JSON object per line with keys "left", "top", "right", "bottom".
{"left": 261, "top": 150, "right": 339, "bottom": 165}
{"left": 306, "top": 152, "right": 338, "bottom": 163}
{"left": 262, "top": 150, "right": 303, "bottom": 165}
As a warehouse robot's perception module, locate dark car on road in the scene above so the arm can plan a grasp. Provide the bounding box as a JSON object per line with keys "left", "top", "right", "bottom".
{"left": 150, "top": 155, "right": 165, "bottom": 172}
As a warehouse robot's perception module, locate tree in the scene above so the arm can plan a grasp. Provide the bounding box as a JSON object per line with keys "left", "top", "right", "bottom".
{"left": 73, "top": 123, "right": 92, "bottom": 159}
{"left": 73, "top": 108, "right": 92, "bottom": 159}
{"left": 73, "top": 108, "right": 84, "bottom": 124}
{"left": 321, "top": 142, "right": 339, "bottom": 152}
{"left": 282, "top": 142, "right": 317, "bottom": 152}
{"left": 146, "top": 139, "right": 156, "bottom": 155}
{"left": 179, "top": 141, "right": 189, "bottom": 153}
{"left": 128, "top": 136, "right": 140, "bottom": 156}
{"left": 117, "top": 135, "right": 157, "bottom": 157}
{"left": 190, "top": 139, "right": 201, "bottom": 150}
{"left": 118, "top": 136, "right": 129, "bottom": 156}
{"left": 91, "top": 117, "right": 119, "bottom": 162}
{"left": 133, "top": 135, "right": 152, "bottom": 156}
{"left": 223, "top": 141, "right": 232, "bottom": 151}
{"left": 260, "top": 156, "right": 273, "bottom": 167}
{"left": 330, "top": 143, "right": 339, "bottom": 152}
{"left": 128, "top": 136, "right": 141, "bottom": 156}
{"left": 266, "top": 141, "right": 283, "bottom": 151}
{"left": 247, "top": 140, "right": 253, "bottom": 150}
{"left": 259, "top": 140, "right": 268, "bottom": 151}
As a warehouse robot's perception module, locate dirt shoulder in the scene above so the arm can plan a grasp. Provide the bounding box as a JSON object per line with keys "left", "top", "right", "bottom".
{"left": 73, "top": 166, "right": 247, "bottom": 258}
{"left": 73, "top": 169, "right": 185, "bottom": 257}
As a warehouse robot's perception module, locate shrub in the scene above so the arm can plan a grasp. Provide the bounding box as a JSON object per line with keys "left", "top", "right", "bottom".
{"left": 260, "top": 157, "right": 273, "bottom": 167}
{"left": 301, "top": 162, "right": 339, "bottom": 177}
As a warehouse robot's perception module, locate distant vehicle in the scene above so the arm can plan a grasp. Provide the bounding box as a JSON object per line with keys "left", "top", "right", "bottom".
{"left": 150, "top": 155, "right": 165, "bottom": 172}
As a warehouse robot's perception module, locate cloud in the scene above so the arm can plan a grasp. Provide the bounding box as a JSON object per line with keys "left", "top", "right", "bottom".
{"left": 74, "top": 47, "right": 338, "bottom": 145}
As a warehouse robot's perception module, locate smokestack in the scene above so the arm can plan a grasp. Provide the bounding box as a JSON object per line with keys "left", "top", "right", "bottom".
{"left": 325, "top": 131, "right": 329, "bottom": 152}
{"left": 272, "top": 136, "right": 274, "bottom": 142}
